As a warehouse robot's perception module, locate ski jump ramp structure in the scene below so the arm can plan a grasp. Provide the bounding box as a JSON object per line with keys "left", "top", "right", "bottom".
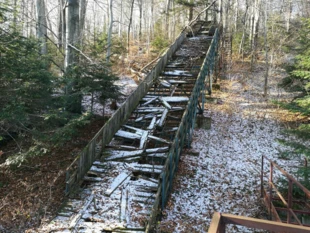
{"left": 44, "top": 20, "right": 219, "bottom": 232}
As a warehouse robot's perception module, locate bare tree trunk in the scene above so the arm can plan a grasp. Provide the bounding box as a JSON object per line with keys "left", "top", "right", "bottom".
{"left": 285, "top": 0, "right": 292, "bottom": 33}
{"left": 150, "top": 0, "right": 154, "bottom": 39}
{"left": 263, "top": 0, "right": 269, "bottom": 97}
{"left": 118, "top": 1, "right": 123, "bottom": 38}
{"left": 205, "top": 0, "right": 209, "bottom": 21}
{"left": 165, "top": 0, "right": 171, "bottom": 39}
{"left": 234, "top": 0, "right": 239, "bottom": 32}
{"left": 127, "top": 0, "right": 135, "bottom": 56}
{"left": 36, "top": 0, "right": 47, "bottom": 55}
{"left": 138, "top": 0, "right": 142, "bottom": 41}
{"left": 65, "top": 0, "right": 81, "bottom": 113}
{"left": 58, "top": 0, "right": 66, "bottom": 50}
{"left": 79, "top": 0, "right": 88, "bottom": 45}
{"left": 250, "top": 0, "right": 261, "bottom": 71}
{"left": 107, "top": 0, "right": 113, "bottom": 63}
{"left": 13, "top": 0, "right": 18, "bottom": 31}
{"left": 238, "top": 3, "right": 248, "bottom": 59}
{"left": 65, "top": 0, "right": 80, "bottom": 69}
{"left": 217, "top": 0, "right": 222, "bottom": 25}
{"left": 189, "top": 0, "right": 194, "bottom": 22}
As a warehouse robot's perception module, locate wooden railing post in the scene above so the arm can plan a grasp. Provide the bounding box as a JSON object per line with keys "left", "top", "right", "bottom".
{"left": 288, "top": 179, "right": 293, "bottom": 224}
{"left": 261, "top": 155, "right": 264, "bottom": 198}
{"left": 269, "top": 161, "right": 274, "bottom": 220}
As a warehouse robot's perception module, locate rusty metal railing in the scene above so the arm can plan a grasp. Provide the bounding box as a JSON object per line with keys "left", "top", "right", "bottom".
{"left": 208, "top": 212, "right": 310, "bottom": 233}
{"left": 261, "top": 155, "right": 310, "bottom": 226}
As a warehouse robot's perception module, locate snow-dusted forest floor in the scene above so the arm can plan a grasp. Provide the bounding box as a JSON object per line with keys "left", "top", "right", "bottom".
{"left": 159, "top": 62, "right": 309, "bottom": 233}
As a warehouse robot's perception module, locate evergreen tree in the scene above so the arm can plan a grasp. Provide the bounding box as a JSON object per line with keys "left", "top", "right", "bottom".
{"left": 278, "top": 18, "right": 310, "bottom": 186}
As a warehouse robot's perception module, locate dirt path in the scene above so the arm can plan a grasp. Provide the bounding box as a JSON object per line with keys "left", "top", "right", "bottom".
{"left": 159, "top": 62, "right": 307, "bottom": 233}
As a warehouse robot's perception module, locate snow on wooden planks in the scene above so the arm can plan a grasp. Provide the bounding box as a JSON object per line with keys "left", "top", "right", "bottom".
{"left": 104, "top": 147, "right": 169, "bottom": 162}
{"left": 162, "top": 70, "right": 193, "bottom": 77}
{"left": 133, "top": 164, "right": 163, "bottom": 175}
{"left": 105, "top": 173, "right": 131, "bottom": 197}
{"left": 142, "top": 96, "right": 189, "bottom": 103}
{"left": 115, "top": 130, "right": 140, "bottom": 140}
{"left": 104, "top": 150, "right": 144, "bottom": 161}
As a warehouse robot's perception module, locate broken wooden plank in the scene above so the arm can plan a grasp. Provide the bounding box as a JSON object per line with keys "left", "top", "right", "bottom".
{"left": 105, "top": 173, "right": 131, "bottom": 196}
{"left": 147, "top": 153, "right": 167, "bottom": 159}
{"left": 158, "top": 108, "right": 169, "bottom": 128}
{"left": 89, "top": 165, "right": 106, "bottom": 173}
{"left": 146, "top": 147, "right": 169, "bottom": 153}
{"left": 120, "top": 188, "right": 127, "bottom": 223}
{"left": 69, "top": 194, "right": 94, "bottom": 229}
{"left": 142, "top": 96, "right": 189, "bottom": 103}
{"left": 170, "top": 106, "right": 185, "bottom": 111}
{"left": 133, "top": 164, "right": 163, "bottom": 174}
{"left": 123, "top": 125, "right": 143, "bottom": 133}
{"left": 115, "top": 130, "right": 140, "bottom": 140}
{"left": 148, "top": 135, "right": 172, "bottom": 144}
{"left": 106, "top": 145, "right": 139, "bottom": 150}
{"left": 123, "top": 156, "right": 141, "bottom": 162}
{"left": 159, "top": 80, "right": 172, "bottom": 88}
{"left": 104, "top": 150, "right": 144, "bottom": 161}
{"left": 168, "top": 80, "right": 187, "bottom": 84}
{"left": 162, "top": 70, "right": 193, "bottom": 77}
{"left": 159, "top": 97, "right": 172, "bottom": 110}
{"left": 135, "top": 113, "right": 155, "bottom": 123}
{"left": 164, "top": 127, "right": 179, "bottom": 132}
{"left": 139, "top": 130, "right": 149, "bottom": 149}
{"left": 147, "top": 116, "right": 157, "bottom": 130}
{"left": 141, "top": 96, "right": 158, "bottom": 106}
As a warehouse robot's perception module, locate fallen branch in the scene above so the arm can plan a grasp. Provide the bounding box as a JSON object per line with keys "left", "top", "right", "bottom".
{"left": 68, "top": 43, "right": 93, "bottom": 63}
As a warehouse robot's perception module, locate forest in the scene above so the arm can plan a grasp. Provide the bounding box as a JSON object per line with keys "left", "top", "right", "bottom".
{"left": 0, "top": 0, "right": 310, "bottom": 232}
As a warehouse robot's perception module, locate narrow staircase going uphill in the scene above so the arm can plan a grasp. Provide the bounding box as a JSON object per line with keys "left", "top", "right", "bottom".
{"left": 42, "top": 21, "right": 219, "bottom": 233}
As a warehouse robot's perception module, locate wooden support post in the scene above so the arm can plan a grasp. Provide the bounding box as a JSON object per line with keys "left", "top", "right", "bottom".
{"left": 261, "top": 156, "right": 264, "bottom": 198}
{"left": 287, "top": 179, "right": 293, "bottom": 224}
{"left": 162, "top": 172, "right": 166, "bottom": 210}
{"left": 269, "top": 162, "right": 274, "bottom": 220}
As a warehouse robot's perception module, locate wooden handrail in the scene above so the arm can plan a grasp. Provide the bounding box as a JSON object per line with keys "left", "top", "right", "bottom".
{"left": 208, "top": 212, "right": 310, "bottom": 233}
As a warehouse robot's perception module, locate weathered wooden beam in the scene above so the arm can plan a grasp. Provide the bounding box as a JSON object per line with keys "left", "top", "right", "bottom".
{"left": 147, "top": 153, "right": 167, "bottom": 159}
{"left": 159, "top": 97, "right": 172, "bottom": 110}
{"left": 148, "top": 135, "right": 172, "bottom": 145}
{"left": 221, "top": 212, "right": 310, "bottom": 233}
{"left": 162, "top": 70, "right": 193, "bottom": 77}
{"left": 141, "top": 96, "right": 158, "bottom": 106}
{"left": 147, "top": 116, "right": 157, "bottom": 130}
{"left": 115, "top": 130, "right": 141, "bottom": 140}
{"left": 104, "top": 150, "right": 144, "bottom": 161}
{"left": 139, "top": 131, "right": 149, "bottom": 149}
{"left": 69, "top": 194, "right": 94, "bottom": 229}
{"left": 120, "top": 188, "right": 127, "bottom": 223}
{"left": 142, "top": 96, "right": 189, "bottom": 103}
{"left": 135, "top": 113, "right": 155, "bottom": 123}
{"left": 146, "top": 147, "right": 169, "bottom": 153}
{"left": 105, "top": 173, "right": 131, "bottom": 196}
{"left": 159, "top": 80, "right": 172, "bottom": 88}
{"left": 133, "top": 164, "right": 163, "bottom": 174}
{"left": 158, "top": 109, "right": 169, "bottom": 128}
{"left": 168, "top": 80, "right": 187, "bottom": 84}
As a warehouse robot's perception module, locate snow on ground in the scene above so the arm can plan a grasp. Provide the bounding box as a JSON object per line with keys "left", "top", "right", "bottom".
{"left": 159, "top": 65, "right": 309, "bottom": 233}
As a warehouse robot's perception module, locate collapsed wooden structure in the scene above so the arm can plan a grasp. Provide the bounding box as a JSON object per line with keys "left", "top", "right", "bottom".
{"left": 43, "top": 21, "right": 219, "bottom": 232}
